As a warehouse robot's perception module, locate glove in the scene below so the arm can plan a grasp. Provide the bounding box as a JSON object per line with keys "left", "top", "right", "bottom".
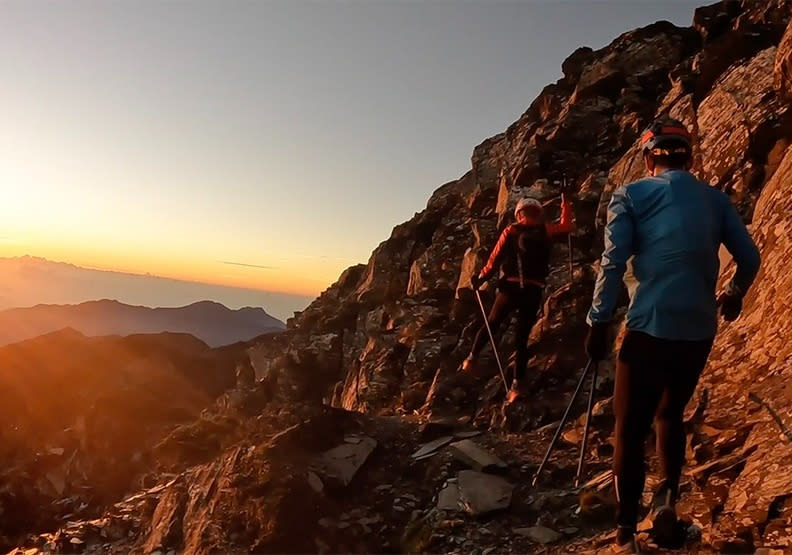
{"left": 585, "top": 323, "right": 611, "bottom": 361}
{"left": 471, "top": 274, "right": 483, "bottom": 291}
{"left": 717, "top": 290, "right": 743, "bottom": 322}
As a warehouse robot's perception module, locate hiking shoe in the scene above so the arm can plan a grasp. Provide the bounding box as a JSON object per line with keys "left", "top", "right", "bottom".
{"left": 460, "top": 355, "right": 475, "bottom": 373}
{"left": 649, "top": 487, "right": 677, "bottom": 547}
{"left": 612, "top": 526, "right": 638, "bottom": 553}
{"left": 506, "top": 379, "right": 526, "bottom": 403}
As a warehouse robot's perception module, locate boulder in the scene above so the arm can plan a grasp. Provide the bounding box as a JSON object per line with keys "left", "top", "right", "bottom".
{"left": 312, "top": 436, "right": 377, "bottom": 486}
{"left": 144, "top": 485, "right": 187, "bottom": 554}
{"left": 448, "top": 440, "right": 507, "bottom": 473}
{"left": 410, "top": 436, "right": 454, "bottom": 460}
{"left": 337, "top": 336, "right": 410, "bottom": 412}
{"left": 693, "top": 0, "right": 742, "bottom": 42}
{"left": 306, "top": 471, "right": 324, "bottom": 494}
{"left": 437, "top": 482, "right": 461, "bottom": 512}
{"left": 457, "top": 470, "right": 514, "bottom": 516}
{"left": 561, "top": 47, "right": 595, "bottom": 84}
{"left": 513, "top": 526, "right": 563, "bottom": 544}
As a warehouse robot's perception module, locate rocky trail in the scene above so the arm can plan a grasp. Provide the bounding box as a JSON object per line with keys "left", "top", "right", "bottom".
{"left": 5, "top": 0, "right": 792, "bottom": 552}
{"left": 9, "top": 371, "right": 768, "bottom": 554}
{"left": 2, "top": 383, "right": 616, "bottom": 554}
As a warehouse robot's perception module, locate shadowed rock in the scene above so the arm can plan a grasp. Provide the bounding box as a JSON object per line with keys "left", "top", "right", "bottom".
{"left": 457, "top": 470, "right": 514, "bottom": 516}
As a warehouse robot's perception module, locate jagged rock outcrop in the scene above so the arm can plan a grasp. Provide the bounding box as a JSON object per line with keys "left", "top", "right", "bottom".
{"left": 239, "top": 0, "right": 792, "bottom": 550}
{"left": 251, "top": 16, "right": 712, "bottom": 422}
{"left": 257, "top": 0, "right": 791, "bottom": 430}
{"left": 777, "top": 20, "right": 792, "bottom": 100}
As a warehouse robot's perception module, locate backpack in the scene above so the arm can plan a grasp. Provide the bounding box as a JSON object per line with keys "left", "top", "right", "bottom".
{"left": 503, "top": 224, "right": 551, "bottom": 285}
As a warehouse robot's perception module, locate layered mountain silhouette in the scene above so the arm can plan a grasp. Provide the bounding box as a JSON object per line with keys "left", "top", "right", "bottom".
{"left": 0, "top": 256, "right": 313, "bottom": 322}
{"left": 0, "top": 299, "right": 284, "bottom": 347}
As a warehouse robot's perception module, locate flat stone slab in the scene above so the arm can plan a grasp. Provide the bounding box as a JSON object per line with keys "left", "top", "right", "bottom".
{"left": 513, "top": 526, "right": 563, "bottom": 544}
{"left": 449, "top": 439, "right": 507, "bottom": 472}
{"left": 437, "top": 482, "right": 461, "bottom": 511}
{"left": 312, "top": 435, "right": 377, "bottom": 486}
{"left": 454, "top": 430, "right": 483, "bottom": 439}
{"left": 457, "top": 470, "right": 513, "bottom": 516}
{"left": 411, "top": 436, "right": 454, "bottom": 460}
{"left": 307, "top": 471, "right": 324, "bottom": 493}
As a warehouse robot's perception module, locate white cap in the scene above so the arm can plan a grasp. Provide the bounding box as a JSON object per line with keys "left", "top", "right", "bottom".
{"left": 514, "top": 197, "right": 542, "bottom": 218}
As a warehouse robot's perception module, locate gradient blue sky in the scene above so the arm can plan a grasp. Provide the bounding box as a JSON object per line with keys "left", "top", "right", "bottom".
{"left": 1, "top": 0, "right": 703, "bottom": 297}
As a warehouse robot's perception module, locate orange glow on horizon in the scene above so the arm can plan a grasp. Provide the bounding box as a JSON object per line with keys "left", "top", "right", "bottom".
{"left": 0, "top": 240, "right": 346, "bottom": 298}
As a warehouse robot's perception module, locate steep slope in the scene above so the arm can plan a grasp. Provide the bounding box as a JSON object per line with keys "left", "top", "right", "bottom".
{"left": 262, "top": 0, "right": 792, "bottom": 429}
{"left": 234, "top": 0, "right": 792, "bottom": 550}
{"left": 7, "top": 1, "right": 792, "bottom": 554}
{"left": 0, "top": 299, "right": 284, "bottom": 348}
{"left": 0, "top": 329, "right": 252, "bottom": 549}
{"left": 685, "top": 135, "right": 792, "bottom": 550}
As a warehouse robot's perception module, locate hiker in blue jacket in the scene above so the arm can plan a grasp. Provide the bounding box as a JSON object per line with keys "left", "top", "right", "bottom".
{"left": 585, "top": 117, "right": 761, "bottom": 551}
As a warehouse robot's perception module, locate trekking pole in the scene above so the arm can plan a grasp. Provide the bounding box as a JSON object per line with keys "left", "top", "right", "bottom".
{"left": 567, "top": 223, "right": 573, "bottom": 281}
{"left": 574, "top": 361, "right": 599, "bottom": 488}
{"left": 474, "top": 289, "right": 510, "bottom": 394}
{"left": 562, "top": 176, "right": 574, "bottom": 282}
{"left": 531, "top": 359, "right": 595, "bottom": 487}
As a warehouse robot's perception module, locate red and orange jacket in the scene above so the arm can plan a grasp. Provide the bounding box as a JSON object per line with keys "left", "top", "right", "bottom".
{"left": 478, "top": 200, "right": 575, "bottom": 287}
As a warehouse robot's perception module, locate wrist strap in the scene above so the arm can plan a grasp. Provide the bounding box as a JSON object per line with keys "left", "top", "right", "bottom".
{"left": 725, "top": 280, "right": 744, "bottom": 298}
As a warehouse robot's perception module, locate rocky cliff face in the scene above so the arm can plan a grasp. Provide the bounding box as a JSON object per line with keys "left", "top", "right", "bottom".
{"left": 270, "top": 0, "right": 792, "bottom": 425}
{"left": 8, "top": 1, "right": 792, "bottom": 553}
{"left": 253, "top": 0, "right": 792, "bottom": 549}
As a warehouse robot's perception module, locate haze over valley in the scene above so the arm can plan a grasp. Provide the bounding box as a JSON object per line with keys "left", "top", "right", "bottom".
{"left": 0, "top": 256, "right": 313, "bottom": 323}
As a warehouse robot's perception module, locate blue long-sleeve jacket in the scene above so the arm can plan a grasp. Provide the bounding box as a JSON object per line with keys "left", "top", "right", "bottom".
{"left": 588, "top": 169, "right": 761, "bottom": 341}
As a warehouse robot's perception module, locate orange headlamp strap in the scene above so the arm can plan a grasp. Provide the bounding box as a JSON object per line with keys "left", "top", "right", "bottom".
{"left": 642, "top": 126, "right": 691, "bottom": 145}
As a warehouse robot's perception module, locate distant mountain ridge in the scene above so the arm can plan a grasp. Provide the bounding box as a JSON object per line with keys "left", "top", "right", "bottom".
{"left": 0, "top": 256, "right": 314, "bottom": 322}
{"left": 0, "top": 299, "right": 285, "bottom": 347}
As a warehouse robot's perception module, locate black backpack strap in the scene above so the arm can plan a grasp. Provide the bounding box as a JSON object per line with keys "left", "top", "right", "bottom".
{"left": 517, "top": 251, "right": 525, "bottom": 290}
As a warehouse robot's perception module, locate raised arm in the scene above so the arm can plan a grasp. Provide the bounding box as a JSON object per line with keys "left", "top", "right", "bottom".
{"left": 587, "top": 188, "right": 634, "bottom": 324}
{"left": 546, "top": 197, "right": 575, "bottom": 237}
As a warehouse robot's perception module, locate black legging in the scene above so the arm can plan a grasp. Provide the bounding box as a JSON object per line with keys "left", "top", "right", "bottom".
{"left": 471, "top": 282, "right": 543, "bottom": 382}
{"left": 613, "top": 330, "right": 713, "bottom": 530}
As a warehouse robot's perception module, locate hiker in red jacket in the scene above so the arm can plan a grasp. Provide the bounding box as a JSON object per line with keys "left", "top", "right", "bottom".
{"left": 464, "top": 195, "right": 575, "bottom": 403}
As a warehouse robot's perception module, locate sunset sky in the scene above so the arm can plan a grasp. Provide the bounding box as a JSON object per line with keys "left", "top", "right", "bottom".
{"left": 1, "top": 0, "right": 701, "bottom": 298}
